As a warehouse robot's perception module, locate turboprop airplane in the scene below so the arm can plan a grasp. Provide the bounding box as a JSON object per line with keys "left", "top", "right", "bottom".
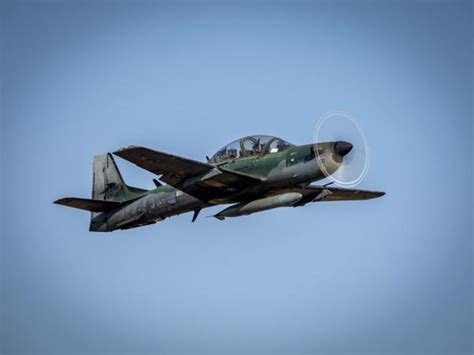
{"left": 54, "top": 135, "right": 384, "bottom": 232}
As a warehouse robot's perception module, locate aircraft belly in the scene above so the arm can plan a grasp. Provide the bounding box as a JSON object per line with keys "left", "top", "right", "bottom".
{"left": 165, "top": 193, "right": 207, "bottom": 216}
{"left": 106, "top": 191, "right": 207, "bottom": 230}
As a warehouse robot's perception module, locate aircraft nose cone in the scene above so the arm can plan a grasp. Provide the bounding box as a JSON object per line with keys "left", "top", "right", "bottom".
{"left": 334, "top": 141, "right": 353, "bottom": 157}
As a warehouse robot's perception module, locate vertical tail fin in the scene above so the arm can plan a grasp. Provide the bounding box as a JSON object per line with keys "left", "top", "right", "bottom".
{"left": 92, "top": 153, "right": 147, "bottom": 202}
{"left": 90, "top": 153, "right": 147, "bottom": 232}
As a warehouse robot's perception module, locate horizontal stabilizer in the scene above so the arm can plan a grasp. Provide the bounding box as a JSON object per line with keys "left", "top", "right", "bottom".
{"left": 54, "top": 197, "right": 121, "bottom": 212}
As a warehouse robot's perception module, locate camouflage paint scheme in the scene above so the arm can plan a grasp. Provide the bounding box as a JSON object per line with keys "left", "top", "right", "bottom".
{"left": 54, "top": 135, "right": 384, "bottom": 232}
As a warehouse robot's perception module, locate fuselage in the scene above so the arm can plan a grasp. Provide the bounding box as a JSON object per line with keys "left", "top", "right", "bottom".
{"left": 93, "top": 142, "right": 343, "bottom": 231}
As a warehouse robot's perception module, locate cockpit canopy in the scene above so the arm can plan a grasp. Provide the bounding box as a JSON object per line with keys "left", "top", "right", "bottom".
{"left": 209, "top": 135, "right": 293, "bottom": 164}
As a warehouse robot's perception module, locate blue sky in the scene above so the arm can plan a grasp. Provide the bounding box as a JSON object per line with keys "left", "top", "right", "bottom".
{"left": 1, "top": 1, "right": 472, "bottom": 354}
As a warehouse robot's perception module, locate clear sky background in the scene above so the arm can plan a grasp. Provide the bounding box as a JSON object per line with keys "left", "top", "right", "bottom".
{"left": 1, "top": 1, "right": 472, "bottom": 354}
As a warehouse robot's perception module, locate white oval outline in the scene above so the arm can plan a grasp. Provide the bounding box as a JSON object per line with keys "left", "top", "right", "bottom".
{"left": 313, "top": 110, "right": 370, "bottom": 187}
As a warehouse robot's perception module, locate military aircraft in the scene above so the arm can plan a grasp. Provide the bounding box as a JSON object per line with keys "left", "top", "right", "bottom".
{"left": 54, "top": 135, "right": 384, "bottom": 232}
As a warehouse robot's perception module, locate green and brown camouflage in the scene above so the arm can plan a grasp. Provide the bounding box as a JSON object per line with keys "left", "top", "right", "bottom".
{"left": 54, "top": 135, "right": 384, "bottom": 232}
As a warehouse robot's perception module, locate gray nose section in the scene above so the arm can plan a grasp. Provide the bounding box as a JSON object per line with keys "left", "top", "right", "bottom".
{"left": 334, "top": 141, "right": 353, "bottom": 157}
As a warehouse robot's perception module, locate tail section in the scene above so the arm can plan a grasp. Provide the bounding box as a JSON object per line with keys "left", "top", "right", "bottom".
{"left": 54, "top": 153, "right": 148, "bottom": 232}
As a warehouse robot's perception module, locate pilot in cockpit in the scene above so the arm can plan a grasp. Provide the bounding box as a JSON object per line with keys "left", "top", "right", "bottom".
{"left": 228, "top": 148, "right": 237, "bottom": 159}
{"left": 276, "top": 140, "right": 288, "bottom": 151}
{"left": 252, "top": 139, "right": 261, "bottom": 153}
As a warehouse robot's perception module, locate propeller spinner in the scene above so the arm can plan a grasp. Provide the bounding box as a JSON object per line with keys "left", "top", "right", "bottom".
{"left": 314, "top": 111, "right": 370, "bottom": 188}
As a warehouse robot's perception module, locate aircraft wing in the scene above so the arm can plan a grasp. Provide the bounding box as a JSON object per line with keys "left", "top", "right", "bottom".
{"left": 114, "top": 146, "right": 265, "bottom": 202}
{"left": 269, "top": 185, "right": 385, "bottom": 206}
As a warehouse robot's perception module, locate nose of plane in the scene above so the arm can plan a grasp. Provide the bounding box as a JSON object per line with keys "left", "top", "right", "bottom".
{"left": 334, "top": 141, "right": 353, "bottom": 157}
